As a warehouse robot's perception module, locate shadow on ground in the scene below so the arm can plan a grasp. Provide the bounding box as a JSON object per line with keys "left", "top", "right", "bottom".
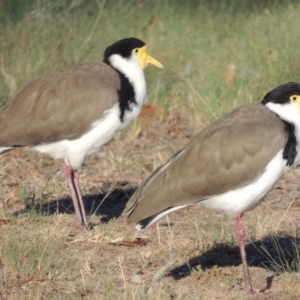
{"left": 13, "top": 181, "right": 137, "bottom": 223}
{"left": 168, "top": 235, "right": 300, "bottom": 283}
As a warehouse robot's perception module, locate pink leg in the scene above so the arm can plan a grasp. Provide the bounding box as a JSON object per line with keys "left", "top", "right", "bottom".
{"left": 63, "top": 162, "right": 88, "bottom": 229}
{"left": 236, "top": 213, "right": 255, "bottom": 295}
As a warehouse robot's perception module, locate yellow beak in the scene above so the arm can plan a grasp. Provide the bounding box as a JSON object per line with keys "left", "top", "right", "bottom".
{"left": 137, "top": 46, "right": 163, "bottom": 70}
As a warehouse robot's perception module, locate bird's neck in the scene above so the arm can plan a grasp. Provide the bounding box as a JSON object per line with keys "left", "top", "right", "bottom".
{"left": 106, "top": 55, "right": 146, "bottom": 123}
{"left": 265, "top": 102, "right": 300, "bottom": 167}
{"left": 108, "top": 54, "right": 147, "bottom": 107}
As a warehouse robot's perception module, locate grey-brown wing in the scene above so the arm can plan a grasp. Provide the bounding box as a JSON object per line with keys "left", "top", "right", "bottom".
{"left": 0, "top": 61, "right": 120, "bottom": 146}
{"left": 125, "top": 104, "right": 287, "bottom": 224}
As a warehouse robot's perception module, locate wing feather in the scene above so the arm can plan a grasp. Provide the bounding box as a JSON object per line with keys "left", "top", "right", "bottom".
{"left": 125, "top": 104, "right": 287, "bottom": 224}
{"left": 0, "top": 61, "right": 120, "bottom": 146}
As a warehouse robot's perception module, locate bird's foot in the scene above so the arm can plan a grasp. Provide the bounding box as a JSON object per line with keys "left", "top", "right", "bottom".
{"left": 76, "top": 221, "right": 90, "bottom": 231}
{"left": 245, "top": 288, "right": 255, "bottom": 295}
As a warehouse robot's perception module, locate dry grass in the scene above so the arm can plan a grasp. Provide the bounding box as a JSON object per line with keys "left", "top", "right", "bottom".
{"left": 1, "top": 1, "right": 300, "bottom": 299}
{"left": 0, "top": 114, "right": 300, "bottom": 299}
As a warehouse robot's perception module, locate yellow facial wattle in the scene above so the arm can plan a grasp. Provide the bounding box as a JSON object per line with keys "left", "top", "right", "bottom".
{"left": 135, "top": 46, "right": 163, "bottom": 70}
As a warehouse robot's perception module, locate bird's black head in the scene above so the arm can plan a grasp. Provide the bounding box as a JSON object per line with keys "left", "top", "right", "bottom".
{"left": 261, "top": 82, "right": 300, "bottom": 105}
{"left": 103, "top": 38, "right": 145, "bottom": 64}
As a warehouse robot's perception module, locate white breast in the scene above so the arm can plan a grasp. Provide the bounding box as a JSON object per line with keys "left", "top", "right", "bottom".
{"left": 202, "top": 149, "right": 291, "bottom": 214}
{"left": 33, "top": 55, "right": 148, "bottom": 170}
{"left": 33, "top": 100, "right": 143, "bottom": 170}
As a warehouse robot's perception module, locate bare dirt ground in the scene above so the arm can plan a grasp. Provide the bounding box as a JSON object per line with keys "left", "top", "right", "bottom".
{"left": 0, "top": 106, "right": 300, "bottom": 300}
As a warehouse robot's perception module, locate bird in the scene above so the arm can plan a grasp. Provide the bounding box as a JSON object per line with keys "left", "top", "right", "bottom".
{"left": 124, "top": 82, "right": 300, "bottom": 294}
{"left": 0, "top": 37, "right": 163, "bottom": 229}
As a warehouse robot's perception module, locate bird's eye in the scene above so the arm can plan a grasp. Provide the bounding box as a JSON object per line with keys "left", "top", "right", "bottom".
{"left": 291, "top": 95, "right": 298, "bottom": 101}
{"left": 133, "top": 48, "right": 139, "bottom": 54}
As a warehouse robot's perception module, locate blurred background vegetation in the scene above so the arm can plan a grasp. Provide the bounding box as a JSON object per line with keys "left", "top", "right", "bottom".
{"left": 1, "top": 0, "right": 300, "bottom": 122}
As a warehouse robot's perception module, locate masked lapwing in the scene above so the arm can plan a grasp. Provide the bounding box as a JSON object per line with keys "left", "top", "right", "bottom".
{"left": 124, "top": 82, "right": 300, "bottom": 294}
{"left": 0, "top": 37, "right": 163, "bottom": 229}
